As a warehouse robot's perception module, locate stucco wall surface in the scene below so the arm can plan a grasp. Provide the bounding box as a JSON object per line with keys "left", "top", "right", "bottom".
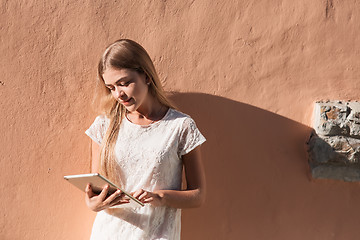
{"left": 1, "top": 0, "right": 359, "bottom": 239}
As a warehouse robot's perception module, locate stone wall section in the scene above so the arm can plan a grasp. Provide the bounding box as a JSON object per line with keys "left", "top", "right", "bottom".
{"left": 308, "top": 101, "right": 360, "bottom": 181}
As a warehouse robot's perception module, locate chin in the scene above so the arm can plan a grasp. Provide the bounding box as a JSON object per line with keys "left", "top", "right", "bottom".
{"left": 124, "top": 105, "right": 137, "bottom": 112}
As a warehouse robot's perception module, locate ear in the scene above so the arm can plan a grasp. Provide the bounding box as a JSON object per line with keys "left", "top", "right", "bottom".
{"left": 145, "top": 75, "right": 151, "bottom": 85}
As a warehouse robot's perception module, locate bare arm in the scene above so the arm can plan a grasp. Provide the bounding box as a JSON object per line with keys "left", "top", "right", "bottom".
{"left": 133, "top": 145, "right": 206, "bottom": 208}
{"left": 90, "top": 140, "right": 101, "bottom": 173}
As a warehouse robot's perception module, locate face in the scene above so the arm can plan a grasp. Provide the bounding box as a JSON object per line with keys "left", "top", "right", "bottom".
{"left": 102, "top": 68, "right": 150, "bottom": 112}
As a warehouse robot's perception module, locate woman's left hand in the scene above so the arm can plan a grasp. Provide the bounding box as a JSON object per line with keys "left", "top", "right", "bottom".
{"left": 132, "top": 189, "right": 164, "bottom": 207}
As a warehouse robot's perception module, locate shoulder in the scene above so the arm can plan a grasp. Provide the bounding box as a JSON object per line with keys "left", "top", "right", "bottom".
{"left": 167, "top": 108, "right": 198, "bottom": 129}
{"left": 168, "top": 108, "right": 193, "bottom": 121}
{"left": 94, "top": 114, "right": 110, "bottom": 123}
{"left": 85, "top": 114, "right": 111, "bottom": 145}
{"left": 90, "top": 114, "right": 111, "bottom": 129}
{"left": 95, "top": 114, "right": 110, "bottom": 123}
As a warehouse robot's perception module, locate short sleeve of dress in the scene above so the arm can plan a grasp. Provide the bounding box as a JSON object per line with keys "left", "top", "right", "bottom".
{"left": 178, "top": 117, "right": 206, "bottom": 157}
{"left": 85, "top": 115, "right": 110, "bottom": 145}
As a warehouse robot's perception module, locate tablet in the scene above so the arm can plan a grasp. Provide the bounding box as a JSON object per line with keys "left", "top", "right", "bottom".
{"left": 64, "top": 173, "right": 144, "bottom": 207}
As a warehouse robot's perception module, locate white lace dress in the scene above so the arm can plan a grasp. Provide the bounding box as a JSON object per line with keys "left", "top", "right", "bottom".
{"left": 85, "top": 107, "right": 206, "bottom": 240}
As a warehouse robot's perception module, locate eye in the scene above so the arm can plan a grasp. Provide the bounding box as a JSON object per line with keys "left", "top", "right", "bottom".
{"left": 119, "top": 81, "right": 130, "bottom": 87}
{"left": 106, "top": 86, "right": 115, "bottom": 91}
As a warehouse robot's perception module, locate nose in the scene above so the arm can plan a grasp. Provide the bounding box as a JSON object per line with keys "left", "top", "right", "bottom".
{"left": 113, "top": 87, "right": 127, "bottom": 100}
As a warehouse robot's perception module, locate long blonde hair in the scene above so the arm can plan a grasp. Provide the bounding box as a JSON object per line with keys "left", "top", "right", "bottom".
{"left": 93, "top": 39, "right": 178, "bottom": 187}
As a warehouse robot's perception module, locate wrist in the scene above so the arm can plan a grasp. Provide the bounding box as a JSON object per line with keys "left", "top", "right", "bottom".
{"left": 154, "top": 190, "right": 165, "bottom": 206}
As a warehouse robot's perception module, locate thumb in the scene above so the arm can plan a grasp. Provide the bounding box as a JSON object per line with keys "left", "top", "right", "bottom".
{"left": 85, "top": 183, "right": 95, "bottom": 198}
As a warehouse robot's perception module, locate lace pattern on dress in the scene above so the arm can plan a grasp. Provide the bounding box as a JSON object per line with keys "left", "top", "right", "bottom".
{"left": 178, "top": 117, "right": 206, "bottom": 157}
{"left": 85, "top": 108, "right": 206, "bottom": 240}
{"left": 85, "top": 115, "right": 110, "bottom": 145}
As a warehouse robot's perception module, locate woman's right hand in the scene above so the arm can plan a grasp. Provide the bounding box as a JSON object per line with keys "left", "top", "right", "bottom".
{"left": 85, "top": 183, "right": 130, "bottom": 212}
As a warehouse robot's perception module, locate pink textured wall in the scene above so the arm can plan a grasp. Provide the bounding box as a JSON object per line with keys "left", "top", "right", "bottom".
{"left": 1, "top": 1, "right": 360, "bottom": 239}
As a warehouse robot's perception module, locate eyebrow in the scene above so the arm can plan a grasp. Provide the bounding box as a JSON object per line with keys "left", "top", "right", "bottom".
{"left": 104, "top": 76, "right": 130, "bottom": 87}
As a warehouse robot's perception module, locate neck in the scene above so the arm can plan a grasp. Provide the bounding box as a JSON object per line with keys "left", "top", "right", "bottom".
{"left": 127, "top": 96, "right": 164, "bottom": 121}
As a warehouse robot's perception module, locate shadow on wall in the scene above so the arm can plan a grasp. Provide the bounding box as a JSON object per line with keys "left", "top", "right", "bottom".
{"left": 169, "top": 92, "right": 312, "bottom": 240}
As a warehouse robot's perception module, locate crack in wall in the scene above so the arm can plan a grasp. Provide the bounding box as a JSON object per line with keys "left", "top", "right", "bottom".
{"left": 326, "top": 0, "right": 335, "bottom": 19}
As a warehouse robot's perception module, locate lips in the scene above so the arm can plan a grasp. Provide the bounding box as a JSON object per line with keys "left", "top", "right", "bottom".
{"left": 121, "top": 98, "right": 132, "bottom": 104}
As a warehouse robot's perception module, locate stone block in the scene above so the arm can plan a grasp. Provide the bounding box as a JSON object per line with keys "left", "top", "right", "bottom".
{"left": 308, "top": 101, "right": 360, "bottom": 181}
{"left": 313, "top": 101, "right": 360, "bottom": 138}
{"left": 310, "top": 164, "right": 360, "bottom": 182}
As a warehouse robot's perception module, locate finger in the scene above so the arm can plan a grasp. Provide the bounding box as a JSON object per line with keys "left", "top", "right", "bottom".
{"left": 103, "top": 190, "right": 122, "bottom": 205}
{"left": 85, "top": 184, "right": 95, "bottom": 198}
{"left": 138, "top": 191, "right": 148, "bottom": 201}
{"left": 98, "top": 184, "right": 110, "bottom": 201}
{"left": 118, "top": 199, "right": 130, "bottom": 204}
{"left": 108, "top": 193, "right": 129, "bottom": 206}
{"left": 110, "top": 198, "right": 130, "bottom": 206}
{"left": 132, "top": 189, "right": 144, "bottom": 199}
{"left": 119, "top": 196, "right": 131, "bottom": 202}
{"left": 143, "top": 197, "right": 153, "bottom": 203}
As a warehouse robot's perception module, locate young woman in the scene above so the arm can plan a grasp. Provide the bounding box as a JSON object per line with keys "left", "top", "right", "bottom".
{"left": 84, "top": 39, "right": 206, "bottom": 239}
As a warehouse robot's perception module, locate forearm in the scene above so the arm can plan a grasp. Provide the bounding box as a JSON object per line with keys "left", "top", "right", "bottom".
{"left": 155, "top": 188, "right": 206, "bottom": 209}
{"left": 135, "top": 147, "right": 206, "bottom": 209}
